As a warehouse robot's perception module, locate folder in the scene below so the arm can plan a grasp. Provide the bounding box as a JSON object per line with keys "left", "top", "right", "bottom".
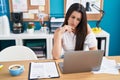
{"left": 28, "top": 61, "right": 60, "bottom": 80}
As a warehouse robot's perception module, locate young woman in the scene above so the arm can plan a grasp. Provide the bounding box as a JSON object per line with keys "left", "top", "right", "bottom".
{"left": 52, "top": 3, "right": 98, "bottom": 60}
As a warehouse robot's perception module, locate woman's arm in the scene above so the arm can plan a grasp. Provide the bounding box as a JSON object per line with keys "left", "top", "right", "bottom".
{"left": 52, "top": 25, "right": 73, "bottom": 60}
{"left": 89, "top": 46, "right": 98, "bottom": 50}
{"left": 52, "top": 28, "right": 63, "bottom": 60}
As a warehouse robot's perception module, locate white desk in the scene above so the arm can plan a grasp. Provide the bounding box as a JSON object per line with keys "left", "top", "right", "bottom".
{"left": 95, "top": 30, "right": 110, "bottom": 56}
{"left": 0, "top": 30, "right": 110, "bottom": 59}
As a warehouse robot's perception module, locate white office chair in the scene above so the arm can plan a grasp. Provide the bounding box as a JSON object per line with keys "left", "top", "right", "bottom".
{"left": 0, "top": 46, "right": 38, "bottom": 62}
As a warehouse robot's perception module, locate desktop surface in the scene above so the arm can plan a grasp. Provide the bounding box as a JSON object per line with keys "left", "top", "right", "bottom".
{"left": 0, "top": 56, "right": 120, "bottom": 80}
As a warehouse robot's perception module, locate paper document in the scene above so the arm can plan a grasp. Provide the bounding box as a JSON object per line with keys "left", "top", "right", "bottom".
{"left": 92, "top": 57, "right": 119, "bottom": 74}
{"left": 12, "top": 0, "right": 28, "bottom": 12}
{"left": 29, "top": 62, "right": 60, "bottom": 79}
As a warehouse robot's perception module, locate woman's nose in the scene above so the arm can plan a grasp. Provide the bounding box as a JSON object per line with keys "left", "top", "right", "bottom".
{"left": 73, "top": 19, "right": 77, "bottom": 25}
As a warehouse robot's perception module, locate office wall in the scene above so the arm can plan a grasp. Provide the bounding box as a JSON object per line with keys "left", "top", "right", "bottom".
{"left": 1, "top": 0, "right": 120, "bottom": 56}
{"left": 101, "top": 0, "right": 120, "bottom": 56}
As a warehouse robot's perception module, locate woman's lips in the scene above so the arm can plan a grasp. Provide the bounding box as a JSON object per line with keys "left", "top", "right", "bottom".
{"left": 71, "top": 25, "right": 75, "bottom": 29}
{"left": 71, "top": 24, "right": 74, "bottom": 26}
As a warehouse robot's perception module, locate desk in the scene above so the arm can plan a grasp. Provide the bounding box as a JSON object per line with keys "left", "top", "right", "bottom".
{"left": 0, "top": 30, "right": 110, "bottom": 59}
{"left": 0, "top": 56, "right": 120, "bottom": 80}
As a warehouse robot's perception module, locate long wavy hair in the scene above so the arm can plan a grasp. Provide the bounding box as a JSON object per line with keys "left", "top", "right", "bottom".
{"left": 62, "top": 3, "right": 87, "bottom": 50}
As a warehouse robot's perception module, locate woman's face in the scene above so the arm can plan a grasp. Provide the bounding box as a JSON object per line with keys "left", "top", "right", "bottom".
{"left": 68, "top": 11, "right": 82, "bottom": 29}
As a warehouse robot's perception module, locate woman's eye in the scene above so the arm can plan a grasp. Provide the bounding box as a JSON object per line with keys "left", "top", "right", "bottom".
{"left": 71, "top": 16, "right": 75, "bottom": 19}
{"left": 71, "top": 16, "right": 81, "bottom": 22}
{"left": 77, "top": 18, "right": 81, "bottom": 21}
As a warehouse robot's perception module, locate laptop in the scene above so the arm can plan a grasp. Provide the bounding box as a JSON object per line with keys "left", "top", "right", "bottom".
{"left": 58, "top": 50, "right": 104, "bottom": 74}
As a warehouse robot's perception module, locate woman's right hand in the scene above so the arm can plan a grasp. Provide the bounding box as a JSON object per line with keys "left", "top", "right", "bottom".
{"left": 56, "top": 25, "right": 73, "bottom": 34}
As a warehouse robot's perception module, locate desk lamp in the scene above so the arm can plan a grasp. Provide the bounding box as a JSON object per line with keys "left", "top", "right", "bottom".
{"left": 91, "top": 4, "right": 105, "bottom": 34}
{"left": 86, "top": 2, "right": 92, "bottom": 12}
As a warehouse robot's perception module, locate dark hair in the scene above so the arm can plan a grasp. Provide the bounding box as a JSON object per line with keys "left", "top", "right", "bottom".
{"left": 62, "top": 3, "right": 87, "bottom": 50}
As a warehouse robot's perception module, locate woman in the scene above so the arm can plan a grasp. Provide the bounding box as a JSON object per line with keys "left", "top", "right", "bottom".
{"left": 52, "top": 3, "right": 98, "bottom": 60}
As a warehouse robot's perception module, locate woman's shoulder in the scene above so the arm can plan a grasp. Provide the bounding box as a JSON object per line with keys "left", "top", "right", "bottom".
{"left": 87, "top": 24, "right": 92, "bottom": 34}
{"left": 86, "top": 24, "right": 95, "bottom": 38}
{"left": 86, "top": 31, "right": 96, "bottom": 42}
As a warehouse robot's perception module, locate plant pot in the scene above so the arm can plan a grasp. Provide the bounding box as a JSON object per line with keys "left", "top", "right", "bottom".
{"left": 27, "top": 28, "right": 34, "bottom": 34}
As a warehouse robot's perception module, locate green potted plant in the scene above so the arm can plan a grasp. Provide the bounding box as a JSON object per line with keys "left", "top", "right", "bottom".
{"left": 27, "top": 22, "right": 35, "bottom": 29}
{"left": 27, "top": 22, "right": 35, "bottom": 33}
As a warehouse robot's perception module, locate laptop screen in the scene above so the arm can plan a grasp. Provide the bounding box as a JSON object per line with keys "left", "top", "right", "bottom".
{"left": 59, "top": 50, "right": 104, "bottom": 74}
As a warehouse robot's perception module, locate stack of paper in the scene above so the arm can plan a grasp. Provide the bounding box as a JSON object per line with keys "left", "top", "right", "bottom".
{"left": 92, "top": 57, "right": 119, "bottom": 74}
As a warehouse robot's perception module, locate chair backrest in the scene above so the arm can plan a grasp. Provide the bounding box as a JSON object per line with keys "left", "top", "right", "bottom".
{"left": 0, "top": 46, "right": 38, "bottom": 62}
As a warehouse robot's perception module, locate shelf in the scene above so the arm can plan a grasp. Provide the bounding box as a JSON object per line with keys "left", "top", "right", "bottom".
{"left": 23, "top": 39, "right": 47, "bottom": 58}
{"left": 49, "top": 17, "right": 64, "bottom": 33}
{"left": 0, "top": 30, "right": 110, "bottom": 59}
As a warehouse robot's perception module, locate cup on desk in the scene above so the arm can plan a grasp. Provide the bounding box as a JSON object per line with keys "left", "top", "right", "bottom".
{"left": 8, "top": 64, "right": 24, "bottom": 76}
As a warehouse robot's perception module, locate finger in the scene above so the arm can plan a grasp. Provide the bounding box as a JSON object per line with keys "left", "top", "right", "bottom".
{"left": 64, "top": 25, "right": 73, "bottom": 32}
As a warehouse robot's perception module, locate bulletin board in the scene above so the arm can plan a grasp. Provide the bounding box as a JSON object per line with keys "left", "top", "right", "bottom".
{"left": 9, "top": 0, "right": 50, "bottom": 21}
{"left": 64, "top": 0, "right": 104, "bottom": 21}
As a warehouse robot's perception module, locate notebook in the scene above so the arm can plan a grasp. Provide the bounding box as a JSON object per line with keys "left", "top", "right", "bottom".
{"left": 28, "top": 62, "right": 60, "bottom": 79}
{"left": 58, "top": 50, "right": 104, "bottom": 74}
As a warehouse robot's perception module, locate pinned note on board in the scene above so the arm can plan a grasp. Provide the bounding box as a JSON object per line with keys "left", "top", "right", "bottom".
{"left": 30, "top": 0, "right": 45, "bottom": 6}
{"left": 23, "top": 13, "right": 34, "bottom": 19}
{"left": 39, "top": 5, "right": 45, "bottom": 11}
{"left": 12, "top": 0, "right": 28, "bottom": 12}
